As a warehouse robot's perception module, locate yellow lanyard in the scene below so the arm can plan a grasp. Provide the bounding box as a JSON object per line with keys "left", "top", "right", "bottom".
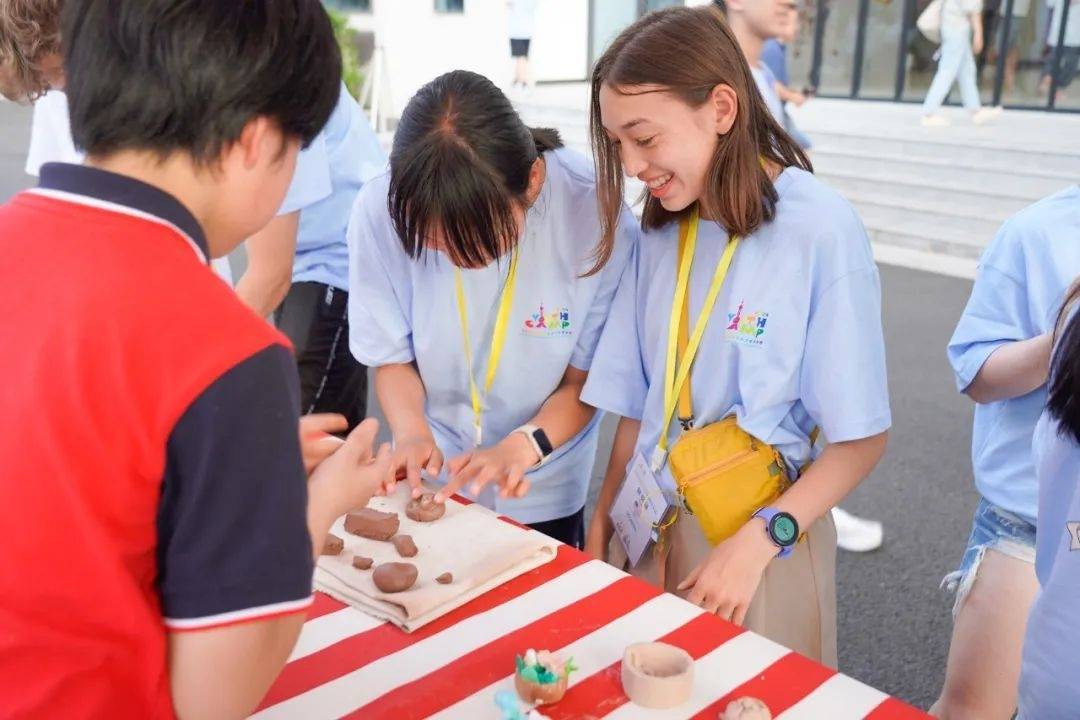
{"left": 453, "top": 248, "right": 520, "bottom": 447}
{"left": 651, "top": 205, "right": 740, "bottom": 472}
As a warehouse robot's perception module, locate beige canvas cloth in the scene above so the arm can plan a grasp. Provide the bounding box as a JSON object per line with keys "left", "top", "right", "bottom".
{"left": 316, "top": 487, "right": 558, "bottom": 632}
{"left": 609, "top": 508, "right": 838, "bottom": 667}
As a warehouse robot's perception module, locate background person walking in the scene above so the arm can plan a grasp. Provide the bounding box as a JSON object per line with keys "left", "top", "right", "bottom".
{"left": 922, "top": 0, "right": 1003, "bottom": 126}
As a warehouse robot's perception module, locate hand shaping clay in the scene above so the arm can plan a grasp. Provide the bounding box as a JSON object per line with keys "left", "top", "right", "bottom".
{"left": 373, "top": 562, "right": 418, "bottom": 593}
{"left": 321, "top": 533, "right": 344, "bottom": 556}
{"left": 392, "top": 534, "right": 418, "bottom": 558}
{"left": 720, "top": 697, "right": 772, "bottom": 720}
{"left": 621, "top": 642, "right": 694, "bottom": 709}
{"left": 352, "top": 555, "right": 373, "bottom": 570}
{"left": 406, "top": 493, "right": 446, "bottom": 523}
{"left": 344, "top": 508, "right": 400, "bottom": 540}
{"left": 436, "top": 572, "right": 453, "bottom": 584}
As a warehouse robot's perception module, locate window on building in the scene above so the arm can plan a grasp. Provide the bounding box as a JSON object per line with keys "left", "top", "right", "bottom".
{"left": 435, "top": 0, "right": 465, "bottom": 12}
{"left": 324, "top": 0, "right": 371, "bottom": 12}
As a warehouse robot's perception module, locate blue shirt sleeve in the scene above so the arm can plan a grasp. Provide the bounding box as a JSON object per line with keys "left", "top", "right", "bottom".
{"left": 580, "top": 239, "right": 650, "bottom": 420}
{"left": 799, "top": 267, "right": 892, "bottom": 442}
{"left": 947, "top": 222, "right": 1032, "bottom": 393}
{"left": 156, "top": 344, "right": 313, "bottom": 627}
{"left": 347, "top": 179, "right": 416, "bottom": 366}
{"left": 278, "top": 133, "right": 334, "bottom": 216}
{"left": 570, "top": 206, "right": 639, "bottom": 371}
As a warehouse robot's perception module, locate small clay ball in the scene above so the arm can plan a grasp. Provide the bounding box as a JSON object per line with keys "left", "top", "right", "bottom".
{"left": 321, "top": 533, "right": 344, "bottom": 556}
{"left": 436, "top": 572, "right": 453, "bottom": 585}
{"left": 391, "top": 534, "right": 418, "bottom": 558}
{"left": 352, "top": 555, "right": 373, "bottom": 570}
{"left": 406, "top": 493, "right": 446, "bottom": 523}
{"left": 344, "top": 508, "right": 400, "bottom": 540}
{"left": 373, "top": 562, "right": 418, "bottom": 593}
{"left": 720, "top": 697, "right": 772, "bottom": 720}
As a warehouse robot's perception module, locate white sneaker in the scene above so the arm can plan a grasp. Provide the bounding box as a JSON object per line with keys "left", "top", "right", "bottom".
{"left": 832, "top": 507, "right": 884, "bottom": 552}
{"left": 921, "top": 114, "right": 950, "bottom": 127}
{"left": 972, "top": 106, "right": 1003, "bottom": 125}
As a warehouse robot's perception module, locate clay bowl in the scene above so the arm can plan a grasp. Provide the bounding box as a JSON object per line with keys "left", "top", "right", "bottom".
{"left": 621, "top": 642, "right": 694, "bottom": 709}
{"left": 514, "top": 672, "right": 569, "bottom": 706}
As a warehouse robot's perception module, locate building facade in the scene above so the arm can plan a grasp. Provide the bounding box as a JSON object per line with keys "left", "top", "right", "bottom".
{"left": 328, "top": 0, "right": 1078, "bottom": 118}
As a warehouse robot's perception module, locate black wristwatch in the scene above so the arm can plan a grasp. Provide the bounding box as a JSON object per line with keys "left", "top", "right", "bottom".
{"left": 514, "top": 424, "right": 553, "bottom": 467}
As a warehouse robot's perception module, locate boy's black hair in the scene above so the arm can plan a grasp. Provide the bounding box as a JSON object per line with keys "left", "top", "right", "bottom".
{"left": 60, "top": 0, "right": 342, "bottom": 162}
{"left": 388, "top": 69, "right": 562, "bottom": 269}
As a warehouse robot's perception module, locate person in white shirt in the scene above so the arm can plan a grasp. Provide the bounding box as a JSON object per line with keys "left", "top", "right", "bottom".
{"left": 922, "top": 0, "right": 1003, "bottom": 126}
{"left": 507, "top": 0, "right": 540, "bottom": 91}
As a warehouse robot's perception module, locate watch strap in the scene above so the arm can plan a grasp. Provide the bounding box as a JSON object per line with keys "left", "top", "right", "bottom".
{"left": 514, "top": 424, "right": 552, "bottom": 468}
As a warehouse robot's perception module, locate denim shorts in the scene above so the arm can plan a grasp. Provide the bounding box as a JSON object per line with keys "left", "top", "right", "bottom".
{"left": 941, "top": 498, "right": 1036, "bottom": 619}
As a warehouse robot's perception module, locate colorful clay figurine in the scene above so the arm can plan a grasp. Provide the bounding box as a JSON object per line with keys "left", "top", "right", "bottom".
{"left": 514, "top": 648, "right": 577, "bottom": 706}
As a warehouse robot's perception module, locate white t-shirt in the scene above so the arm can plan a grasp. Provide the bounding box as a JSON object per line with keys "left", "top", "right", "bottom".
{"left": 942, "top": 0, "right": 982, "bottom": 33}
{"left": 25, "top": 91, "right": 80, "bottom": 175}
{"left": 347, "top": 147, "right": 638, "bottom": 524}
{"left": 507, "top": 0, "right": 540, "bottom": 40}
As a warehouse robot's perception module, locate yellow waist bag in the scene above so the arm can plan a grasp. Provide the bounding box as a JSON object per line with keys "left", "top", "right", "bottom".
{"left": 656, "top": 207, "right": 810, "bottom": 547}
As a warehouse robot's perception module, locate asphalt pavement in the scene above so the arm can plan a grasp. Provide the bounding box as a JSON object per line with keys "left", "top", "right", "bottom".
{"left": 0, "top": 99, "right": 982, "bottom": 710}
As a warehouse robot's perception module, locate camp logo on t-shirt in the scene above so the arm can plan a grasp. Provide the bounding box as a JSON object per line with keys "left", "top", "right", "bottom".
{"left": 522, "top": 302, "right": 572, "bottom": 338}
{"left": 725, "top": 300, "right": 769, "bottom": 348}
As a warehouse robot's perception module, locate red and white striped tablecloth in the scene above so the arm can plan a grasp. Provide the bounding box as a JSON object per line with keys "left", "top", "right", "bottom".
{"left": 254, "top": 544, "right": 929, "bottom": 720}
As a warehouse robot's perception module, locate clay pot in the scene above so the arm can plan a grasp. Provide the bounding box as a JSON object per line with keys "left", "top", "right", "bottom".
{"left": 514, "top": 673, "right": 568, "bottom": 706}
{"left": 621, "top": 642, "right": 694, "bottom": 709}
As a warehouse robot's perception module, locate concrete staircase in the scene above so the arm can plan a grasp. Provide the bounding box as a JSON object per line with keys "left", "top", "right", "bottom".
{"left": 515, "top": 87, "right": 1080, "bottom": 278}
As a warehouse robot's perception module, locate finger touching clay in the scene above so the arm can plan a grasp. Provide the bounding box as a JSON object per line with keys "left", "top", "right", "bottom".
{"left": 344, "top": 508, "right": 400, "bottom": 540}
{"left": 406, "top": 493, "right": 446, "bottom": 522}
{"left": 373, "top": 562, "right": 419, "bottom": 593}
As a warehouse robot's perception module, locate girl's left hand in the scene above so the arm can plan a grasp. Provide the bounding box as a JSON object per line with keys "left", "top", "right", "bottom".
{"left": 438, "top": 433, "right": 539, "bottom": 502}
{"left": 676, "top": 521, "right": 779, "bottom": 625}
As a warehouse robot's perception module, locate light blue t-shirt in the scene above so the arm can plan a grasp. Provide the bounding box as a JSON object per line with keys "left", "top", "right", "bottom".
{"left": 947, "top": 186, "right": 1080, "bottom": 524}
{"left": 346, "top": 148, "right": 638, "bottom": 524}
{"left": 279, "top": 84, "right": 386, "bottom": 292}
{"left": 581, "top": 167, "right": 891, "bottom": 484}
{"left": 751, "top": 63, "right": 785, "bottom": 125}
{"left": 1018, "top": 410, "right": 1080, "bottom": 719}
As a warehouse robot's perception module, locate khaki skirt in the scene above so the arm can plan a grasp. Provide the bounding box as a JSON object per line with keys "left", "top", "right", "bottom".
{"left": 609, "top": 508, "right": 838, "bottom": 667}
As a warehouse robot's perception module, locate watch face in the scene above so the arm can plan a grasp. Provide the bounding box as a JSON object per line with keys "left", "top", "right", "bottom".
{"left": 770, "top": 514, "right": 798, "bottom": 546}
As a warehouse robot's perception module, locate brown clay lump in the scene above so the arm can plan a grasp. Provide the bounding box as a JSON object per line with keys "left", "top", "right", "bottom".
{"left": 406, "top": 493, "right": 446, "bottom": 523}
{"left": 436, "top": 572, "right": 453, "bottom": 585}
{"left": 344, "top": 508, "right": 400, "bottom": 540}
{"left": 391, "top": 534, "right": 418, "bottom": 558}
{"left": 373, "top": 562, "right": 418, "bottom": 593}
{"left": 352, "top": 555, "right": 374, "bottom": 570}
{"left": 321, "top": 533, "right": 344, "bottom": 556}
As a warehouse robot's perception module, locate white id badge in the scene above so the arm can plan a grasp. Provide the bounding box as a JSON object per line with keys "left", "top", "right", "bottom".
{"left": 609, "top": 452, "right": 677, "bottom": 568}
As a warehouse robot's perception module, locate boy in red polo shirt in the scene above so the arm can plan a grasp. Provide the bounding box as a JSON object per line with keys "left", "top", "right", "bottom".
{"left": 0, "top": 1, "right": 390, "bottom": 717}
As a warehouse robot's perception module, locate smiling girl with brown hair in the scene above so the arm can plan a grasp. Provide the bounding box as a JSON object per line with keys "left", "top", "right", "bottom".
{"left": 581, "top": 5, "right": 890, "bottom": 664}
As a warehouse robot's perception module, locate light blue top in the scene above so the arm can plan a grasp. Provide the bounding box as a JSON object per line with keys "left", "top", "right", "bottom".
{"left": 947, "top": 186, "right": 1080, "bottom": 524}
{"left": 750, "top": 63, "right": 785, "bottom": 125}
{"left": 346, "top": 148, "right": 638, "bottom": 524}
{"left": 581, "top": 167, "right": 891, "bottom": 487}
{"left": 1018, "top": 410, "right": 1080, "bottom": 720}
{"left": 279, "top": 84, "right": 386, "bottom": 292}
